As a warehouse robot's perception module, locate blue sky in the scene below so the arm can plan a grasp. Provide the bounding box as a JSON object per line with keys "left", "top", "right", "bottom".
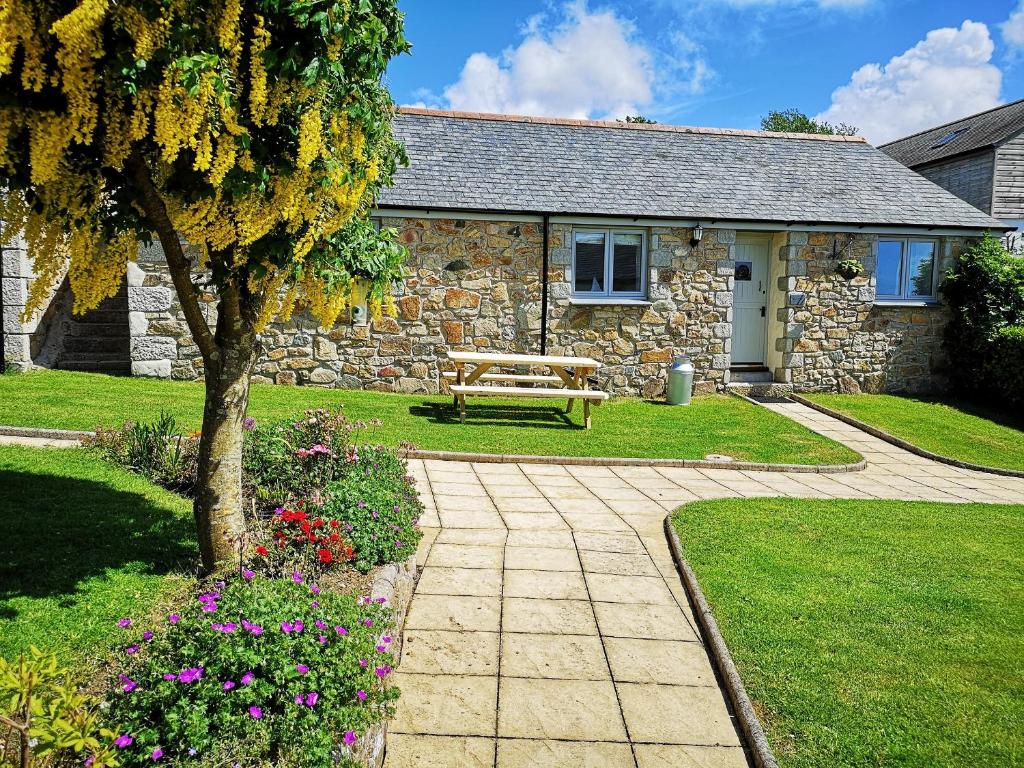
{"left": 386, "top": 0, "right": 1024, "bottom": 144}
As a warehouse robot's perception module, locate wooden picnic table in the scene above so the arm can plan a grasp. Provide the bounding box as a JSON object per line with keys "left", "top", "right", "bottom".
{"left": 444, "top": 351, "right": 608, "bottom": 429}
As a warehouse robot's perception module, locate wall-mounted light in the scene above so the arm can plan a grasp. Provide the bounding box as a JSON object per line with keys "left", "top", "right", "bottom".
{"left": 690, "top": 224, "right": 703, "bottom": 248}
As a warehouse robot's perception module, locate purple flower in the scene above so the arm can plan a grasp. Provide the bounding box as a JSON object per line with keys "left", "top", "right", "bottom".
{"left": 151, "top": 748, "right": 163, "bottom": 761}
{"left": 243, "top": 417, "right": 256, "bottom": 431}
{"left": 294, "top": 694, "right": 303, "bottom": 705}
{"left": 242, "top": 569, "right": 254, "bottom": 580}
{"left": 358, "top": 659, "right": 368, "bottom": 668}
{"left": 296, "top": 664, "right": 309, "bottom": 674}
{"left": 114, "top": 734, "right": 133, "bottom": 748}
{"left": 248, "top": 705, "right": 263, "bottom": 719}
{"left": 375, "top": 597, "right": 387, "bottom": 604}
{"left": 357, "top": 501, "right": 366, "bottom": 508}
{"left": 126, "top": 645, "right": 139, "bottom": 655}
{"left": 119, "top": 675, "right": 138, "bottom": 693}
{"left": 310, "top": 601, "right": 319, "bottom": 609}
{"left": 335, "top": 626, "right": 348, "bottom": 636}
{"left": 310, "top": 585, "right": 321, "bottom": 595}
{"left": 168, "top": 614, "right": 180, "bottom": 624}
{"left": 375, "top": 665, "right": 391, "bottom": 678}
{"left": 291, "top": 572, "right": 303, "bottom": 584}
{"left": 294, "top": 620, "right": 304, "bottom": 633}
{"left": 223, "top": 681, "right": 235, "bottom": 690}
{"left": 318, "top": 635, "right": 327, "bottom": 645}
{"left": 163, "top": 673, "right": 176, "bottom": 681}
{"left": 314, "top": 620, "right": 327, "bottom": 630}
{"left": 371, "top": 511, "right": 379, "bottom": 520}
{"left": 281, "top": 621, "right": 294, "bottom": 634}
{"left": 221, "top": 622, "right": 237, "bottom": 633}
{"left": 187, "top": 749, "right": 197, "bottom": 757}
{"left": 363, "top": 619, "right": 374, "bottom": 628}
{"left": 343, "top": 731, "right": 357, "bottom": 746}
{"left": 117, "top": 618, "right": 132, "bottom": 628}
{"left": 198, "top": 592, "right": 219, "bottom": 603}
{"left": 215, "top": 581, "right": 225, "bottom": 589}
{"left": 375, "top": 645, "right": 387, "bottom": 653}
{"left": 305, "top": 692, "right": 319, "bottom": 707}
{"left": 178, "top": 667, "right": 203, "bottom": 684}
{"left": 143, "top": 631, "right": 153, "bottom": 641}
{"left": 356, "top": 690, "right": 367, "bottom": 701}
{"left": 382, "top": 636, "right": 392, "bottom": 644}
{"left": 201, "top": 603, "right": 218, "bottom": 613}
{"left": 241, "top": 671, "right": 255, "bottom": 686}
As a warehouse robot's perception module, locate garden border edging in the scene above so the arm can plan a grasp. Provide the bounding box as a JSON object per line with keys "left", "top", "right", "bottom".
{"left": 789, "top": 394, "right": 1024, "bottom": 478}
{"left": 663, "top": 516, "right": 779, "bottom": 768}
{"left": 0, "top": 424, "right": 866, "bottom": 474}
{"left": 348, "top": 553, "right": 417, "bottom": 768}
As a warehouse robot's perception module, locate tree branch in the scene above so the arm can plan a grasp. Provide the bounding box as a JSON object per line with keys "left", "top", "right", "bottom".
{"left": 124, "top": 154, "right": 218, "bottom": 364}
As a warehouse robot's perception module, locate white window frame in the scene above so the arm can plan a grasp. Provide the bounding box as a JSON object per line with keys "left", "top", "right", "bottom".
{"left": 876, "top": 237, "right": 939, "bottom": 302}
{"left": 571, "top": 228, "right": 647, "bottom": 299}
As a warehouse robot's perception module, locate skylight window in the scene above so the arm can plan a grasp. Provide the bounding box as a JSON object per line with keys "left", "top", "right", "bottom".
{"left": 931, "top": 128, "right": 968, "bottom": 149}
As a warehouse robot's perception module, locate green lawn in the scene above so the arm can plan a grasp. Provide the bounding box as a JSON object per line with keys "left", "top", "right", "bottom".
{"left": 672, "top": 498, "right": 1024, "bottom": 768}
{"left": 0, "top": 445, "right": 196, "bottom": 665}
{"left": 802, "top": 393, "right": 1024, "bottom": 471}
{"left": 0, "top": 370, "right": 860, "bottom": 465}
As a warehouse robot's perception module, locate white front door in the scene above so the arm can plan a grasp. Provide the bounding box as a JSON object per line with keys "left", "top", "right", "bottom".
{"left": 732, "top": 238, "right": 769, "bottom": 364}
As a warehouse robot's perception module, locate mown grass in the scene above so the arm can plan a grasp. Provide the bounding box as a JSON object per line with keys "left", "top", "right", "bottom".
{"left": 0, "top": 370, "right": 860, "bottom": 465}
{"left": 0, "top": 445, "right": 196, "bottom": 664}
{"left": 672, "top": 498, "right": 1024, "bottom": 768}
{"left": 803, "top": 393, "right": 1024, "bottom": 471}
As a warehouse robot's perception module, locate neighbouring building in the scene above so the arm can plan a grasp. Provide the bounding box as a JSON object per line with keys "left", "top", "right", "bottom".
{"left": 2, "top": 108, "right": 1010, "bottom": 396}
{"left": 879, "top": 99, "right": 1024, "bottom": 231}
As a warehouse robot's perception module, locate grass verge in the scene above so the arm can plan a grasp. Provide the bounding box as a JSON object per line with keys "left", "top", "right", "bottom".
{"left": 0, "top": 370, "right": 860, "bottom": 465}
{"left": 0, "top": 445, "right": 196, "bottom": 664}
{"left": 802, "top": 393, "right": 1024, "bottom": 471}
{"left": 672, "top": 498, "right": 1024, "bottom": 768}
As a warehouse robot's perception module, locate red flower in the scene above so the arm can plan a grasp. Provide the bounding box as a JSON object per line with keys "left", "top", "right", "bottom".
{"left": 318, "top": 548, "right": 333, "bottom": 564}
{"left": 330, "top": 532, "right": 340, "bottom": 542}
{"left": 329, "top": 520, "right": 340, "bottom": 529}
{"left": 255, "top": 546, "right": 269, "bottom": 557}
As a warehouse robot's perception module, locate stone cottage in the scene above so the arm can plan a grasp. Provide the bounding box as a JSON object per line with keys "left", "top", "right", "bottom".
{"left": 1, "top": 108, "right": 1008, "bottom": 396}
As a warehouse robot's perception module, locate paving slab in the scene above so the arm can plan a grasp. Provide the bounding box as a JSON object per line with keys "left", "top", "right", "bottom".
{"left": 386, "top": 399, "right": 1024, "bottom": 768}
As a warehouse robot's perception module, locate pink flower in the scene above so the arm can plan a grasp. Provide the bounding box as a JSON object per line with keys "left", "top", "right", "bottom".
{"left": 335, "top": 626, "right": 348, "bottom": 636}
{"left": 126, "top": 645, "right": 139, "bottom": 655}
{"left": 177, "top": 667, "right": 203, "bottom": 684}
{"left": 248, "top": 706, "right": 263, "bottom": 719}
{"left": 223, "top": 681, "right": 235, "bottom": 690}
{"left": 343, "top": 731, "right": 357, "bottom": 746}
{"left": 358, "top": 658, "right": 368, "bottom": 668}
{"left": 318, "top": 635, "right": 327, "bottom": 645}
{"left": 114, "top": 734, "right": 133, "bottom": 748}
{"left": 356, "top": 690, "right": 367, "bottom": 701}
{"left": 143, "top": 631, "right": 154, "bottom": 641}
{"left": 375, "top": 665, "right": 391, "bottom": 678}
{"left": 168, "top": 614, "right": 180, "bottom": 624}
{"left": 241, "top": 671, "right": 255, "bottom": 686}
{"left": 310, "top": 585, "right": 321, "bottom": 595}
{"left": 201, "top": 603, "right": 217, "bottom": 613}
{"left": 242, "top": 569, "right": 254, "bottom": 580}
{"left": 163, "top": 673, "right": 176, "bottom": 681}
{"left": 296, "top": 664, "right": 309, "bottom": 674}
{"left": 305, "top": 692, "right": 319, "bottom": 707}
{"left": 292, "top": 572, "right": 303, "bottom": 584}
{"left": 119, "top": 674, "right": 138, "bottom": 693}
{"left": 151, "top": 748, "right": 163, "bottom": 761}
{"left": 117, "top": 618, "right": 132, "bottom": 628}
{"left": 314, "top": 620, "right": 327, "bottom": 630}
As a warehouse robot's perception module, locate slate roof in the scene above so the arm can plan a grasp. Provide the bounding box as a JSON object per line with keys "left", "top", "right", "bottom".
{"left": 879, "top": 99, "right": 1024, "bottom": 169}
{"left": 378, "top": 109, "right": 1006, "bottom": 231}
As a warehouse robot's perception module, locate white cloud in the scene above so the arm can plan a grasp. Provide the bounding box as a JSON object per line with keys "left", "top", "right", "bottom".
{"left": 815, "top": 20, "right": 1002, "bottom": 144}
{"left": 437, "top": 2, "right": 679, "bottom": 120}
{"left": 1001, "top": 1, "right": 1024, "bottom": 48}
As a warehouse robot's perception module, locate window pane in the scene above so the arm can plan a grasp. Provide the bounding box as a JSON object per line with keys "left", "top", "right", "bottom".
{"left": 574, "top": 232, "right": 606, "bottom": 293}
{"left": 907, "top": 241, "right": 935, "bottom": 297}
{"left": 877, "top": 240, "right": 903, "bottom": 297}
{"left": 612, "top": 233, "right": 643, "bottom": 293}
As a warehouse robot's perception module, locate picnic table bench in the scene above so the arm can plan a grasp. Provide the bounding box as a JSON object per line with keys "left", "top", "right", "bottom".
{"left": 444, "top": 351, "right": 609, "bottom": 429}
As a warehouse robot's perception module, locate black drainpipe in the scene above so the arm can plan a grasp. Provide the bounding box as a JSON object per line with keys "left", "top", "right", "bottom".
{"left": 540, "top": 213, "right": 550, "bottom": 355}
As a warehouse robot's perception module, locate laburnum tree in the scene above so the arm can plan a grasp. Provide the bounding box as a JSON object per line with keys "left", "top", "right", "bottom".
{"left": 0, "top": 0, "right": 410, "bottom": 569}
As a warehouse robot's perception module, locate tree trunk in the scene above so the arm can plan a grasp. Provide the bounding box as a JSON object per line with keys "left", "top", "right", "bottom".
{"left": 194, "top": 292, "right": 259, "bottom": 572}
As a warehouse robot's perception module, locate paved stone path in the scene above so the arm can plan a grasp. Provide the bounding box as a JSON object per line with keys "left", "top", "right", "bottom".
{"left": 385, "top": 400, "right": 1024, "bottom": 768}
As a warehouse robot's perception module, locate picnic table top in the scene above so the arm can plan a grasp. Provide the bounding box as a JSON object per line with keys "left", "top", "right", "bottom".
{"left": 446, "top": 351, "right": 602, "bottom": 368}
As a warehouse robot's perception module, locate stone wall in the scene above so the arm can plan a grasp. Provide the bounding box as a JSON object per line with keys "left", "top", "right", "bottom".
{"left": 66, "top": 217, "right": 961, "bottom": 396}
{"left": 773, "top": 231, "right": 962, "bottom": 393}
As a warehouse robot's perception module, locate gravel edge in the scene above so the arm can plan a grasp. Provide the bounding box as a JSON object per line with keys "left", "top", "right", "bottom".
{"left": 789, "top": 394, "right": 1024, "bottom": 478}
{"left": 664, "top": 516, "right": 779, "bottom": 768}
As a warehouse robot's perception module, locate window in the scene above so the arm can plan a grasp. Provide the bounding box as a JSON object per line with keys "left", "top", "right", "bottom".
{"left": 572, "top": 229, "right": 646, "bottom": 298}
{"left": 876, "top": 238, "right": 938, "bottom": 301}
{"left": 931, "top": 127, "right": 968, "bottom": 149}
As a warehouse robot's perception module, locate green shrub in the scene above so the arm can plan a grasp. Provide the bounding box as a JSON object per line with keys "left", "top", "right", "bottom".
{"left": 318, "top": 446, "right": 423, "bottom": 573}
{"left": 941, "top": 235, "right": 1024, "bottom": 406}
{"left": 108, "top": 573, "right": 397, "bottom": 768}
{"left": 986, "top": 325, "right": 1024, "bottom": 407}
{"left": 0, "top": 648, "right": 120, "bottom": 768}
{"left": 242, "top": 408, "right": 376, "bottom": 509}
{"left": 86, "top": 412, "right": 198, "bottom": 493}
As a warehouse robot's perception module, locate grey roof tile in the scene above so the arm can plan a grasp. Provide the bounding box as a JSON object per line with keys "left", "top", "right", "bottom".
{"left": 380, "top": 109, "right": 1005, "bottom": 230}
{"left": 879, "top": 99, "right": 1024, "bottom": 168}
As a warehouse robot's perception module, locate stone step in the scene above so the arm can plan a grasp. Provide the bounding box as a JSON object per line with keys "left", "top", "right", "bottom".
{"left": 59, "top": 347, "right": 131, "bottom": 361}
{"left": 725, "top": 381, "right": 793, "bottom": 399}
{"left": 56, "top": 360, "right": 132, "bottom": 374}
{"left": 67, "top": 322, "right": 129, "bottom": 338}
{"left": 729, "top": 369, "right": 773, "bottom": 384}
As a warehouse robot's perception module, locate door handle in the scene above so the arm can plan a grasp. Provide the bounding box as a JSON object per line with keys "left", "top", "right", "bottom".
{"left": 760, "top": 306, "right": 766, "bottom": 317}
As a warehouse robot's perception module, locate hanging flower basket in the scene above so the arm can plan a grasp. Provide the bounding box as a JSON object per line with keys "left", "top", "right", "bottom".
{"left": 836, "top": 259, "right": 864, "bottom": 279}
